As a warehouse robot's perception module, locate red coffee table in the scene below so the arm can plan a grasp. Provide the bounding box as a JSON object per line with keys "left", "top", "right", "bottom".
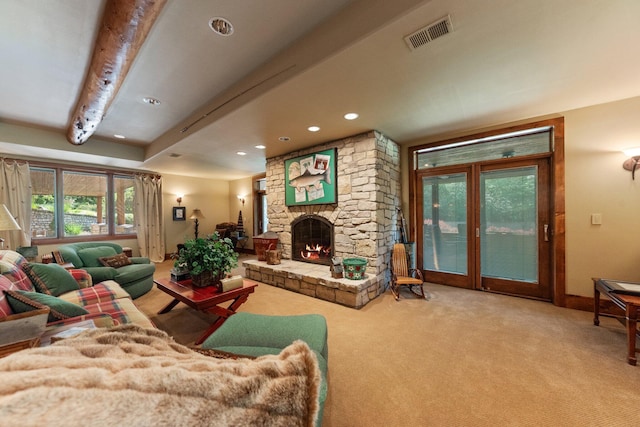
{"left": 154, "top": 277, "right": 258, "bottom": 345}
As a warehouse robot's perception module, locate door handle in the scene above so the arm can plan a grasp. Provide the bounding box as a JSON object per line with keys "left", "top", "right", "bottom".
{"left": 543, "top": 224, "right": 549, "bottom": 242}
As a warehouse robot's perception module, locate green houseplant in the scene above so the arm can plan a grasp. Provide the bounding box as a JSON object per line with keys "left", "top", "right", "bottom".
{"left": 174, "top": 232, "right": 239, "bottom": 288}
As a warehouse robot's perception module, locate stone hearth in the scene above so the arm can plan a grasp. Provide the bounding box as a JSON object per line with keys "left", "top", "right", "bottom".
{"left": 243, "top": 259, "right": 376, "bottom": 308}
{"left": 260, "top": 131, "right": 401, "bottom": 308}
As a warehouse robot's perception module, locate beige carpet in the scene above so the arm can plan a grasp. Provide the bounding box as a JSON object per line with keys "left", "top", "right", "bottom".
{"left": 136, "top": 256, "right": 640, "bottom": 426}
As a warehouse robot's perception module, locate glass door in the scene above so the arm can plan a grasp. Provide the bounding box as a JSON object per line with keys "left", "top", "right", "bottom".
{"left": 419, "top": 167, "right": 473, "bottom": 288}
{"left": 477, "top": 160, "right": 551, "bottom": 299}
{"left": 418, "top": 159, "right": 552, "bottom": 300}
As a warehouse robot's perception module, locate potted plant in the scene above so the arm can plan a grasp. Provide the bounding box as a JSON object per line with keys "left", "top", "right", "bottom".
{"left": 173, "top": 232, "right": 239, "bottom": 288}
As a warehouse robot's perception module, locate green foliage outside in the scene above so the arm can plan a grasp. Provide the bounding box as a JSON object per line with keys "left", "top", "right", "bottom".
{"left": 64, "top": 223, "right": 83, "bottom": 235}
{"left": 32, "top": 185, "right": 135, "bottom": 224}
{"left": 423, "top": 171, "right": 536, "bottom": 229}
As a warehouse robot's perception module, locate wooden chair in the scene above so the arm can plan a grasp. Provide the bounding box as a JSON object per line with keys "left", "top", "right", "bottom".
{"left": 390, "top": 243, "right": 426, "bottom": 301}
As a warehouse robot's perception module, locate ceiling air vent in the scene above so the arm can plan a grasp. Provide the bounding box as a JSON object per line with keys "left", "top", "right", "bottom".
{"left": 404, "top": 15, "right": 452, "bottom": 51}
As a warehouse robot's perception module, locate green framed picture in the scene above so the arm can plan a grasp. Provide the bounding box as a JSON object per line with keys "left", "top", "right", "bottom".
{"left": 285, "top": 148, "right": 337, "bottom": 206}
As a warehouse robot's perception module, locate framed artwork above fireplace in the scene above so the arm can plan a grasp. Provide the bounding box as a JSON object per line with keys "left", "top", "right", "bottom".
{"left": 284, "top": 148, "right": 337, "bottom": 206}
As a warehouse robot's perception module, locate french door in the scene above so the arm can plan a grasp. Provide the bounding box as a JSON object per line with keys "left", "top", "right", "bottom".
{"left": 418, "top": 158, "right": 552, "bottom": 300}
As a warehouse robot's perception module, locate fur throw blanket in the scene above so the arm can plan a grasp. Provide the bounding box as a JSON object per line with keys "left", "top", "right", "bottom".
{"left": 0, "top": 325, "right": 320, "bottom": 427}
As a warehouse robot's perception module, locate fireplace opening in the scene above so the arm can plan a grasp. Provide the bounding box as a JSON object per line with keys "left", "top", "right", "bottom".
{"left": 291, "top": 215, "right": 334, "bottom": 265}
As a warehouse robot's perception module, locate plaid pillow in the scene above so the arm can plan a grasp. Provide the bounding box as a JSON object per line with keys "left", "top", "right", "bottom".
{"left": 0, "top": 250, "right": 27, "bottom": 268}
{"left": 68, "top": 269, "right": 93, "bottom": 289}
{"left": 0, "top": 275, "right": 16, "bottom": 316}
{"left": 57, "top": 282, "right": 127, "bottom": 307}
{"left": 0, "top": 260, "right": 34, "bottom": 292}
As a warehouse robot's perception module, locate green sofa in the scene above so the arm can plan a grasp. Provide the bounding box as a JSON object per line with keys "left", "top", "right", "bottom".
{"left": 202, "top": 312, "right": 329, "bottom": 427}
{"left": 57, "top": 243, "right": 155, "bottom": 299}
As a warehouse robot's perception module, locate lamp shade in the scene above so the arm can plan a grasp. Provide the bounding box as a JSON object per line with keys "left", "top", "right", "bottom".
{"left": 0, "top": 204, "right": 21, "bottom": 232}
{"left": 189, "top": 209, "right": 205, "bottom": 220}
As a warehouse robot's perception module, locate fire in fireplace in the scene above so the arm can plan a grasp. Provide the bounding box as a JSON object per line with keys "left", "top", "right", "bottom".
{"left": 291, "top": 214, "right": 334, "bottom": 265}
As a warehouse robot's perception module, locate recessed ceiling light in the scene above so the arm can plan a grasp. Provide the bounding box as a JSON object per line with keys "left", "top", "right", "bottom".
{"left": 209, "top": 17, "right": 234, "bottom": 36}
{"left": 114, "top": 134, "right": 126, "bottom": 139}
{"left": 142, "top": 97, "right": 161, "bottom": 106}
{"left": 237, "top": 151, "right": 247, "bottom": 156}
{"left": 278, "top": 136, "right": 291, "bottom": 142}
{"left": 344, "top": 113, "right": 359, "bottom": 120}
{"left": 255, "top": 145, "right": 266, "bottom": 149}
{"left": 308, "top": 126, "right": 320, "bottom": 132}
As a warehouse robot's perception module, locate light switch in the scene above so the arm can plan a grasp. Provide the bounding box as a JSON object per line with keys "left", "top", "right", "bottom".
{"left": 591, "top": 213, "right": 602, "bottom": 225}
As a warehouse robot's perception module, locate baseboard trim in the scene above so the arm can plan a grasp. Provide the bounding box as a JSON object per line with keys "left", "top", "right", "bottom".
{"left": 564, "top": 294, "right": 621, "bottom": 315}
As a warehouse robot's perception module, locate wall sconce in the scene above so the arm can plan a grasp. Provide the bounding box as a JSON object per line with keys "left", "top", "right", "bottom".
{"left": 622, "top": 148, "right": 640, "bottom": 180}
{"left": 176, "top": 194, "right": 183, "bottom": 205}
{"left": 237, "top": 194, "right": 245, "bottom": 206}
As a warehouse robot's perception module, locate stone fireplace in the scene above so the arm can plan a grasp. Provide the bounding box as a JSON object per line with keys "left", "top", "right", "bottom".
{"left": 243, "top": 131, "right": 401, "bottom": 308}
{"left": 291, "top": 214, "right": 334, "bottom": 265}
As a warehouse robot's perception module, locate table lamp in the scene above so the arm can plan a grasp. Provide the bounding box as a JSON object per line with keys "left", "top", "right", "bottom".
{"left": 189, "top": 208, "right": 205, "bottom": 239}
{"left": 0, "top": 204, "right": 21, "bottom": 249}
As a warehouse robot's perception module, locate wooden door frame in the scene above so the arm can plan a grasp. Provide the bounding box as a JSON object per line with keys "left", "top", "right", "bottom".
{"left": 475, "top": 158, "right": 552, "bottom": 300}
{"left": 408, "top": 117, "right": 566, "bottom": 306}
{"left": 416, "top": 165, "right": 474, "bottom": 289}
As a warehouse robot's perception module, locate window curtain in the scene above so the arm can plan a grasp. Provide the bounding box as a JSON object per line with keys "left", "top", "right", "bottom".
{"left": 134, "top": 174, "right": 164, "bottom": 262}
{"left": 0, "top": 159, "right": 32, "bottom": 249}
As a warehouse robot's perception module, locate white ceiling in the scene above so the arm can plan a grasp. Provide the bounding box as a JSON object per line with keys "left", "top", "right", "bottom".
{"left": 1, "top": 0, "right": 639, "bottom": 180}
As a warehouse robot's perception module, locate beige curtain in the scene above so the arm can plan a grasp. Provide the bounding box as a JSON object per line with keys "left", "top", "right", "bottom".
{"left": 0, "top": 159, "right": 32, "bottom": 249}
{"left": 134, "top": 174, "right": 164, "bottom": 262}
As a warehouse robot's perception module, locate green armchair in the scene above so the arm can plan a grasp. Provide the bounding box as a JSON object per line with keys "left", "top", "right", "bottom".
{"left": 57, "top": 242, "right": 155, "bottom": 299}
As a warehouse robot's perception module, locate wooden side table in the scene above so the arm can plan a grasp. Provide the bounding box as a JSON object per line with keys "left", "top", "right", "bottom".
{"left": 593, "top": 278, "right": 640, "bottom": 365}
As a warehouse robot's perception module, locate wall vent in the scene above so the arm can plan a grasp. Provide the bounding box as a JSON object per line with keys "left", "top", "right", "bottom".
{"left": 404, "top": 15, "right": 452, "bottom": 51}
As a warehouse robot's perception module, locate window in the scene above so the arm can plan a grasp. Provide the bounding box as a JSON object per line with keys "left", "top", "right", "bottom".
{"left": 31, "top": 168, "right": 56, "bottom": 238}
{"left": 30, "top": 166, "right": 136, "bottom": 241}
{"left": 114, "top": 175, "right": 135, "bottom": 235}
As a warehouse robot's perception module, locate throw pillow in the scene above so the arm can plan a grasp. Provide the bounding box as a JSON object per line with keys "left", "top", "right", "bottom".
{"left": 22, "top": 263, "right": 81, "bottom": 296}
{"left": 68, "top": 269, "right": 93, "bottom": 289}
{"left": 76, "top": 246, "right": 118, "bottom": 268}
{"left": 0, "top": 260, "right": 33, "bottom": 292}
{"left": 4, "top": 290, "right": 88, "bottom": 322}
{"left": 98, "top": 253, "right": 132, "bottom": 268}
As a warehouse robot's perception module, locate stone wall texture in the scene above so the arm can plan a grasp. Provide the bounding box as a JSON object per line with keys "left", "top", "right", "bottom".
{"left": 265, "top": 131, "right": 401, "bottom": 304}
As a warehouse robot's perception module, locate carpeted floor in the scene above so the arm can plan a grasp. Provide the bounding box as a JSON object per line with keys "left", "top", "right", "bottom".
{"left": 135, "top": 256, "right": 640, "bottom": 426}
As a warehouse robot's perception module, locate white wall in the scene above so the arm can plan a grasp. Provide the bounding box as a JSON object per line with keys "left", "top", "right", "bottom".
{"left": 162, "top": 173, "right": 231, "bottom": 255}
{"left": 564, "top": 96, "right": 640, "bottom": 296}
{"left": 162, "top": 173, "right": 255, "bottom": 255}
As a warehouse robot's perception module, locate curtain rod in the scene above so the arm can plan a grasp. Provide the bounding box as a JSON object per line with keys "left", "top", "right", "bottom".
{"left": 0, "top": 154, "right": 159, "bottom": 176}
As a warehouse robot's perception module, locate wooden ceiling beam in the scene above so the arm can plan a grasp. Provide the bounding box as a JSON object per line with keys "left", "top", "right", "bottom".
{"left": 67, "top": 0, "right": 167, "bottom": 145}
